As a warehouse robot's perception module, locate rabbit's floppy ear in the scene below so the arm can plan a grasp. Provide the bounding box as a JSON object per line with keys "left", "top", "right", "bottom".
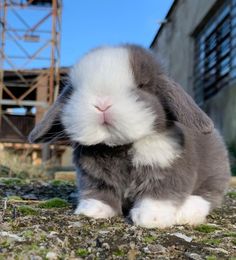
{"left": 157, "top": 75, "right": 214, "bottom": 134}
{"left": 28, "top": 85, "right": 72, "bottom": 143}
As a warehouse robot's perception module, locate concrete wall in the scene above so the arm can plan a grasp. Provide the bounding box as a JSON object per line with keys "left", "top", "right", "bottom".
{"left": 151, "top": 0, "right": 236, "bottom": 144}
{"left": 203, "top": 83, "right": 236, "bottom": 144}
{"left": 152, "top": 0, "right": 217, "bottom": 94}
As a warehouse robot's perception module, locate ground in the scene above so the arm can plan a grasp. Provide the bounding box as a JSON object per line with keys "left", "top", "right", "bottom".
{"left": 0, "top": 179, "right": 236, "bottom": 260}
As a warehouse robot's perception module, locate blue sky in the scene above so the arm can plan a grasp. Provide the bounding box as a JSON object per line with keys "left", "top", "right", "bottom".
{"left": 61, "top": 0, "right": 173, "bottom": 66}
{"left": 4, "top": 1, "right": 173, "bottom": 69}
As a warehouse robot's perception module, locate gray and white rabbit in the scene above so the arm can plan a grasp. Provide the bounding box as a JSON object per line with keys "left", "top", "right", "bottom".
{"left": 29, "top": 45, "right": 231, "bottom": 228}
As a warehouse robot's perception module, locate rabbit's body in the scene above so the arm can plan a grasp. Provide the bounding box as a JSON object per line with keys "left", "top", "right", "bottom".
{"left": 73, "top": 122, "right": 230, "bottom": 227}
{"left": 29, "top": 45, "right": 230, "bottom": 228}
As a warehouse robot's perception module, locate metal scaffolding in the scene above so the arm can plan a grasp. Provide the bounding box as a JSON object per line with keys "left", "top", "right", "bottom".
{"left": 0, "top": 0, "right": 62, "bottom": 143}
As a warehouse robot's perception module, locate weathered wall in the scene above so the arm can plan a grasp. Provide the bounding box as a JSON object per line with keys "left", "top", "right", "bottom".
{"left": 151, "top": 0, "right": 236, "bottom": 144}
{"left": 203, "top": 83, "right": 236, "bottom": 145}
{"left": 152, "top": 0, "right": 217, "bottom": 94}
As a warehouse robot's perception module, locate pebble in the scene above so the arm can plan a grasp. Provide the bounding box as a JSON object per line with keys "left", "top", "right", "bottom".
{"left": 0, "top": 231, "right": 25, "bottom": 242}
{"left": 205, "top": 247, "right": 229, "bottom": 254}
{"left": 148, "top": 244, "right": 167, "bottom": 254}
{"left": 185, "top": 252, "right": 203, "bottom": 260}
{"left": 68, "top": 221, "right": 82, "bottom": 228}
{"left": 171, "top": 232, "right": 193, "bottom": 242}
{"left": 102, "top": 243, "right": 110, "bottom": 250}
{"left": 46, "top": 252, "right": 58, "bottom": 260}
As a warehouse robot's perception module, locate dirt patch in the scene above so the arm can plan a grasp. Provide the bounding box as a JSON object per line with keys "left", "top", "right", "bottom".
{"left": 0, "top": 181, "right": 235, "bottom": 259}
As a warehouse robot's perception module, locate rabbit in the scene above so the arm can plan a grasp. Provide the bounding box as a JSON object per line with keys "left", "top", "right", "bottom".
{"left": 29, "top": 44, "right": 231, "bottom": 228}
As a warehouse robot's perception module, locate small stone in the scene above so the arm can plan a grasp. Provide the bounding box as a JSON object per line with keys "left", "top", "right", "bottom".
{"left": 172, "top": 232, "right": 193, "bottom": 242}
{"left": 98, "top": 230, "right": 110, "bottom": 235}
{"left": 185, "top": 252, "right": 203, "bottom": 260}
{"left": 148, "top": 244, "right": 166, "bottom": 254}
{"left": 47, "top": 231, "right": 58, "bottom": 238}
{"left": 22, "top": 194, "right": 38, "bottom": 200}
{"left": 68, "top": 221, "right": 82, "bottom": 228}
{"left": 0, "top": 231, "right": 25, "bottom": 242}
{"left": 46, "top": 252, "right": 58, "bottom": 260}
{"left": 205, "top": 247, "right": 229, "bottom": 254}
{"left": 102, "top": 243, "right": 110, "bottom": 250}
{"left": 143, "top": 246, "right": 150, "bottom": 253}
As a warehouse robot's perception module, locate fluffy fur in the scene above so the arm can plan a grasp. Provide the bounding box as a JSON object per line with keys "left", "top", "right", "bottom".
{"left": 132, "top": 132, "right": 182, "bottom": 169}
{"left": 75, "top": 199, "right": 116, "bottom": 218}
{"left": 29, "top": 44, "right": 231, "bottom": 228}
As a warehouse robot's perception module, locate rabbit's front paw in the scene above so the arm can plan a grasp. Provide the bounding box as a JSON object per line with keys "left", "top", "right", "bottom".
{"left": 75, "top": 199, "right": 116, "bottom": 219}
{"left": 130, "top": 198, "right": 177, "bottom": 228}
{"left": 176, "top": 195, "right": 210, "bottom": 225}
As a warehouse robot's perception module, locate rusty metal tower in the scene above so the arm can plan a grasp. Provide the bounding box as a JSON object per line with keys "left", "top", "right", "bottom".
{"left": 0, "top": 0, "right": 62, "bottom": 143}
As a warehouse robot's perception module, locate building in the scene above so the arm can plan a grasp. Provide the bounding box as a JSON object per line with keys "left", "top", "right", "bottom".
{"left": 151, "top": 0, "right": 236, "bottom": 145}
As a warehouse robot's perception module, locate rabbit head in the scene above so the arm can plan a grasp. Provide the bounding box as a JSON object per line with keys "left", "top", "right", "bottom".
{"left": 29, "top": 44, "right": 213, "bottom": 145}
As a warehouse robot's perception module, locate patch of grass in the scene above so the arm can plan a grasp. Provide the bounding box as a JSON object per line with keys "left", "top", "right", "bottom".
{"left": 227, "top": 191, "right": 236, "bottom": 199}
{"left": 232, "top": 239, "right": 236, "bottom": 245}
{"left": 7, "top": 195, "right": 22, "bottom": 201}
{"left": 76, "top": 248, "right": 89, "bottom": 257}
{"left": 113, "top": 248, "right": 125, "bottom": 257}
{"left": 50, "top": 179, "right": 73, "bottom": 186}
{"left": 38, "top": 198, "right": 69, "bottom": 208}
{"left": 223, "top": 232, "right": 236, "bottom": 237}
{"left": 194, "top": 224, "right": 219, "bottom": 233}
{"left": 201, "top": 238, "right": 221, "bottom": 246}
{"left": 206, "top": 256, "right": 217, "bottom": 260}
{"left": 0, "top": 177, "right": 26, "bottom": 186}
{"left": 18, "top": 205, "right": 39, "bottom": 216}
{"left": 143, "top": 235, "right": 156, "bottom": 243}
{"left": 22, "top": 230, "right": 34, "bottom": 239}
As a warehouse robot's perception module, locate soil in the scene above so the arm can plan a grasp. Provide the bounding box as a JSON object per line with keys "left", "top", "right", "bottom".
{"left": 0, "top": 180, "right": 235, "bottom": 260}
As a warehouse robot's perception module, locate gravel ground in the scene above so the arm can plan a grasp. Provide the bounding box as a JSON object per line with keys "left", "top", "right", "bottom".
{"left": 0, "top": 180, "right": 236, "bottom": 260}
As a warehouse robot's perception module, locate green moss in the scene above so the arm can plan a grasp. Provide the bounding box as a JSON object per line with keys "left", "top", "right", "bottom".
{"left": 143, "top": 235, "right": 156, "bottom": 243}
{"left": 18, "top": 205, "right": 39, "bottom": 216}
{"left": 232, "top": 239, "right": 236, "bottom": 245}
{"left": 7, "top": 195, "right": 22, "bottom": 201}
{"left": 113, "top": 248, "right": 125, "bottom": 256}
{"left": 38, "top": 198, "right": 69, "bottom": 208}
{"left": 201, "top": 238, "right": 221, "bottom": 245}
{"left": 0, "top": 177, "right": 25, "bottom": 186}
{"left": 22, "top": 230, "right": 34, "bottom": 239}
{"left": 227, "top": 191, "right": 236, "bottom": 199}
{"left": 50, "top": 179, "right": 74, "bottom": 186}
{"left": 194, "top": 224, "right": 219, "bottom": 233}
{"left": 76, "top": 248, "right": 89, "bottom": 257}
{"left": 206, "top": 256, "right": 217, "bottom": 260}
{"left": 223, "top": 232, "right": 236, "bottom": 237}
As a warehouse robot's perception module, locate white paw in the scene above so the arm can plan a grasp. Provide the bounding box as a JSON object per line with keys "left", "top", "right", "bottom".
{"left": 75, "top": 199, "right": 116, "bottom": 219}
{"left": 130, "top": 198, "right": 177, "bottom": 228}
{"left": 176, "top": 195, "right": 210, "bottom": 225}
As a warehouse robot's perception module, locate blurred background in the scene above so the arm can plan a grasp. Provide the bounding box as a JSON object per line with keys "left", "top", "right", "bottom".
{"left": 0, "top": 0, "right": 235, "bottom": 180}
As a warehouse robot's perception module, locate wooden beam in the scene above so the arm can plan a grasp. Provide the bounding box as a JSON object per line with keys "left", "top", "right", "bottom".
{"left": 0, "top": 99, "right": 48, "bottom": 108}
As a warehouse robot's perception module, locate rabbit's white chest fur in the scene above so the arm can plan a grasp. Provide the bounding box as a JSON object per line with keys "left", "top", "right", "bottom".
{"left": 132, "top": 132, "right": 182, "bottom": 168}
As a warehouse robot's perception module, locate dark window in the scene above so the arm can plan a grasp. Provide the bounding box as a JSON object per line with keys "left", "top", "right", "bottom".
{"left": 194, "top": 0, "right": 236, "bottom": 104}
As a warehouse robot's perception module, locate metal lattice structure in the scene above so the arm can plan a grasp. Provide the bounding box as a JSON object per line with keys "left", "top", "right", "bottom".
{"left": 0, "top": 0, "right": 62, "bottom": 143}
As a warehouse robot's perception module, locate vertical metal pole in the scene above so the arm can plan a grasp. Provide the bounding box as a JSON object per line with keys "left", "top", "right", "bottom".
{"left": 49, "top": 0, "right": 57, "bottom": 105}
{"left": 0, "top": 0, "right": 7, "bottom": 127}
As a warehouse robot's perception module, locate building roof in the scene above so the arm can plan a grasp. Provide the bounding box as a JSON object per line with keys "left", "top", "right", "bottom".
{"left": 150, "top": 0, "right": 178, "bottom": 48}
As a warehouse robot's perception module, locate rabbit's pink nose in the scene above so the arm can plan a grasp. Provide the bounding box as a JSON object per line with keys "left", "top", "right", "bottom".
{"left": 94, "top": 98, "right": 112, "bottom": 112}
{"left": 94, "top": 104, "right": 112, "bottom": 112}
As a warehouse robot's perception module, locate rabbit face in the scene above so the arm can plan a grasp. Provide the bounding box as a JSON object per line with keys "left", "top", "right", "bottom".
{"left": 61, "top": 47, "right": 157, "bottom": 146}
{"left": 28, "top": 44, "right": 213, "bottom": 145}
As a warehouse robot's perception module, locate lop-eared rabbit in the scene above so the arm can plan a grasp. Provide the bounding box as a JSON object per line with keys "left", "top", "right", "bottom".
{"left": 29, "top": 45, "right": 230, "bottom": 228}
